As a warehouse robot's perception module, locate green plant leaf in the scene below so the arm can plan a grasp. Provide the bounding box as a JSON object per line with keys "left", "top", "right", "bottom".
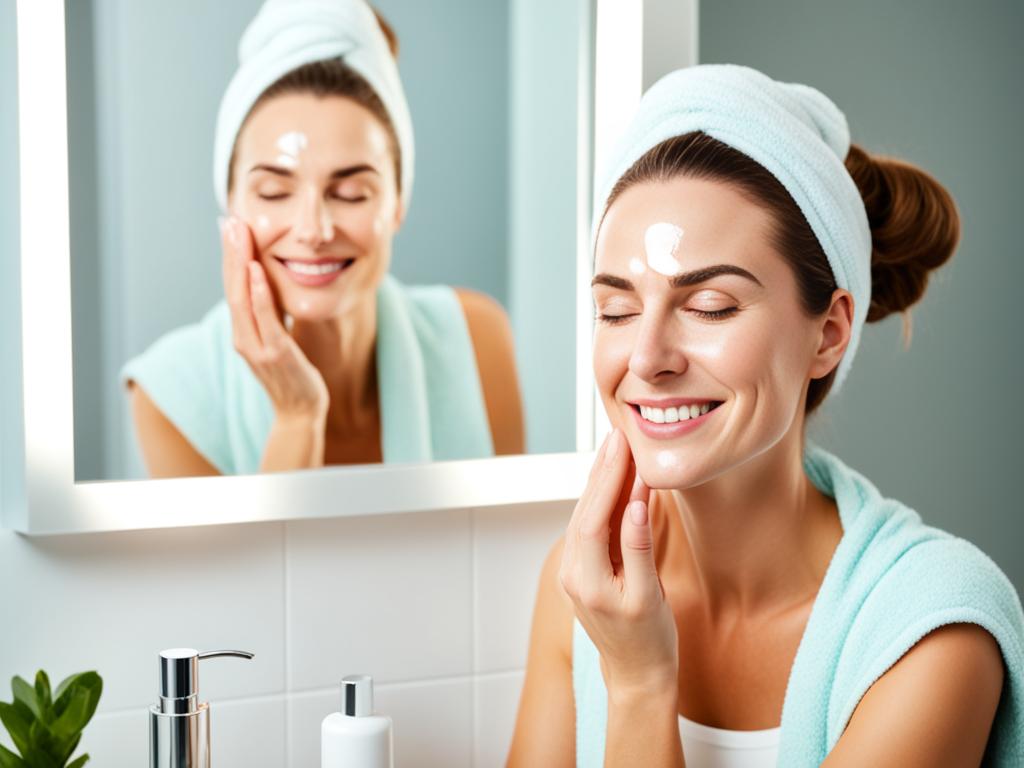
{"left": 0, "top": 744, "right": 27, "bottom": 768}
{"left": 52, "top": 674, "right": 101, "bottom": 726}
{"left": 65, "top": 755, "right": 89, "bottom": 768}
{"left": 20, "top": 745, "right": 59, "bottom": 768}
{"left": 53, "top": 732, "right": 81, "bottom": 766}
{"left": 50, "top": 682, "right": 100, "bottom": 743}
{"left": 0, "top": 702, "right": 31, "bottom": 756}
{"left": 33, "top": 673, "right": 52, "bottom": 719}
{"left": 9, "top": 679, "right": 39, "bottom": 722}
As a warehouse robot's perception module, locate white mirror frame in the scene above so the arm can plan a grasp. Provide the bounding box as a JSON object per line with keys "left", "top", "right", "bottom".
{"left": 3, "top": 0, "right": 657, "bottom": 534}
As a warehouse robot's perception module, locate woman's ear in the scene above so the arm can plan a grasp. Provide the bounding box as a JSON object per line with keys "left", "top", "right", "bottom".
{"left": 809, "top": 288, "right": 854, "bottom": 380}
{"left": 392, "top": 198, "right": 405, "bottom": 230}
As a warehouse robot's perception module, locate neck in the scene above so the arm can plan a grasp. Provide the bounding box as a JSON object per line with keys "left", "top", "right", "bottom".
{"left": 290, "top": 295, "right": 379, "bottom": 434}
{"left": 665, "top": 427, "right": 842, "bottom": 620}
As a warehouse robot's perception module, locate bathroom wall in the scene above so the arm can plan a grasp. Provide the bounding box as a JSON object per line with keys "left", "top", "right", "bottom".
{"left": 0, "top": 504, "right": 574, "bottom": 766}
{"left": 701, "top": 0, "right": 1024, "bottom": 593}
{"left": 2, "top": 1, "right": 578, "bottom": 766}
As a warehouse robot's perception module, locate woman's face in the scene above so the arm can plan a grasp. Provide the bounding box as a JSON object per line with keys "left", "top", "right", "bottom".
{"left": 592, "top": 176, "right": 842, "bottom": 489}
{"left": 229, "top": 93, "right": 402, "bottom": 321}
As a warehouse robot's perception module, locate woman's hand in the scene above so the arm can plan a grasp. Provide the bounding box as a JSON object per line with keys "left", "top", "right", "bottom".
{"left": 219, "top": 215, "right": 330, "bottom": 423}
{"left": 559, "top": 428, "right": 679, "bottom": 698}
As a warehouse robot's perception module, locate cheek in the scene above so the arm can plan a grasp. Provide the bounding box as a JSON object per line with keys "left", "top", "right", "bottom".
{"left": 592, "top": 327, "right": 634, "bottom": 399}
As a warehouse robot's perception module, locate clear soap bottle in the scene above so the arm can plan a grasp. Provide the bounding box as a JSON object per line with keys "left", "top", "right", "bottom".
{"left": 321, "top": 675, "right": 393, "bottom": 768}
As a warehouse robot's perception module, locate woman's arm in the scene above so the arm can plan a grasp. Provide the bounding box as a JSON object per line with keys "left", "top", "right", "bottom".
{"left": 129, "top": 381, "right": 327, "bottom": 476}
{"left": 823, "top": 623, "right": 1004, "bottom": 767}
{"left": 128, "top": 382, "right": 220, "bottom": 477}
{"left": 507, "top": 536, "right": 576, "bottom": 767}
{"left": 455, "top": 288, "right": 525, "bottom": 455}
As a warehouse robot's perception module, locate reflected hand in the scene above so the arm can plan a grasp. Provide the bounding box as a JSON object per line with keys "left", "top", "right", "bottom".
{"left": 220, "top": 216, "right": 329, "bottom": 423}
{"left": 559, "top": 429, "right": 678, "bottom": 697}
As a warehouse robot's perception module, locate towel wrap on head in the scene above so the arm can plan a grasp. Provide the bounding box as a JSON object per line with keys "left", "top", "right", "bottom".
{"left": 213, "top": 0, "right": 415, "bottom": 211}
{"left": 592, "top": 64, "right": 872, "bottom": 396}
{"left": 572, "top": 442, "right": 1024, "bottom": 766}
{"left": 120, "top": 274, "right": 494, "bottom": 472}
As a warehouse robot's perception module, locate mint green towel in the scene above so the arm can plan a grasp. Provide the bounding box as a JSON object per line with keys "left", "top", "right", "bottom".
{"left": 573, "top": 443, "right": 1023, "bottom": 765}
{"left": 121, "top": 274, "right": 494, "bottom": 473}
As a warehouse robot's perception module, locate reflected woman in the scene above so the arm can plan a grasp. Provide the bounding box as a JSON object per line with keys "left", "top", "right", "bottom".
{"left": 122, "top": 0, "right": 524, "bottom": 477}
{"left": 509, "top": 65, "right": 1023, "bottom": 766}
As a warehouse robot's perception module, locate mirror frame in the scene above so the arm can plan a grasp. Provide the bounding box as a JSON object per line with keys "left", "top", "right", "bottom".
{"left": 3, "top": 0, "right": 663, "bottom": 534}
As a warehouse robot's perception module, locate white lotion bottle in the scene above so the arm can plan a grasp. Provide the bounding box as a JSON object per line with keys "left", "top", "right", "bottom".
{"left": 322, "top": 675, "right": 393, "bottom": 768}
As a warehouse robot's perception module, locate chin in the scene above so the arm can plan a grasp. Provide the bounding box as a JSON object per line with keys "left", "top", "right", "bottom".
{"left": 634, "top": 449, "right": 696, "bottom": 490}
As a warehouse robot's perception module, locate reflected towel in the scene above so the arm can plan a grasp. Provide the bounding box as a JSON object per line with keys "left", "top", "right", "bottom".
{"left": 213, "top": 0, "right": 414, "bottom": 211}
{"left": 120, "top": 274, "right": 493, "bottom": 473}
{"left": 572, "top": 443, "right": 1024, "bottom": 766}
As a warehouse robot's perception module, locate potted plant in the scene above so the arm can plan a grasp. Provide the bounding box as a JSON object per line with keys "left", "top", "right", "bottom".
{"left": 0, "top": 671, "right": 103, "bottom": 768}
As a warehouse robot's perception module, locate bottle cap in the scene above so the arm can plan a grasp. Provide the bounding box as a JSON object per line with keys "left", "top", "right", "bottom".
{"left": 341, "top": 674, "right": 374, "bottom": 717}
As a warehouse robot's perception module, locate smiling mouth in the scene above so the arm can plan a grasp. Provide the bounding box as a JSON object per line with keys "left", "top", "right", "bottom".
{"left": 274, "top": 257, "right": 356, "bottom": 276}
{"left": 632, "top": 401, "right": 723, "bottom": 424}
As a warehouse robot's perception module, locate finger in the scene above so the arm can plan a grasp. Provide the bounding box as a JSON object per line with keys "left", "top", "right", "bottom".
{"left": 619, "top": 474, "right": 658, "bottom": 597}
{"left": 221, "top": 216, "right": 262, "bottom": 350}
{"left": 566, "top": 431, "right": 613, "bottom": 544}
{"left": 248, "top": 262, "right": 290, "bottom": 351}
{"left": 578, "top": 428, "right": 631, "bottom": 590}
{"left": 608, "top": 459, "right": 636, "bottom": 573}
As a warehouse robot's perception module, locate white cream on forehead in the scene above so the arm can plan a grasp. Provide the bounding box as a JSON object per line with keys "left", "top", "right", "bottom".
{"left": 644, "top": 222, "right": 684, "bottom": 276}
{"left": 275, "top": 131, "right": 309, "bottom": 169}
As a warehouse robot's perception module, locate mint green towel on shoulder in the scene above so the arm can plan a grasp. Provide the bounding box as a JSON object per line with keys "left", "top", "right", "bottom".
{"left": 573, "top": 443, "right": 1024, "bottom": 766}
{"left": 120, "top": 274, "right": 494, "bottom": 473}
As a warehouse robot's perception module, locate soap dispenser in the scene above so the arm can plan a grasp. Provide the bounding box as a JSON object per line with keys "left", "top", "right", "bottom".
{"left": 149, "top": 647, "right": 254, "bottom": 768}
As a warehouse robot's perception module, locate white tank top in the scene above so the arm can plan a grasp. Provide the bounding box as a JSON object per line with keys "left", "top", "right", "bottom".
{"left": 678, "top": 714, "right": 780, "bottom": 768}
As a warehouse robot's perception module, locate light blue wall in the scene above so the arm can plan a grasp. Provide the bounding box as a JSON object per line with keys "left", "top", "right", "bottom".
{"left": 66, "top": 0, "right": 514, "bottom": 479}
{"left": 701, "top": 0, "right": 1024, "bottom": 592}
{"left": 507, "top": 0, "right": 583, "bottom": 455}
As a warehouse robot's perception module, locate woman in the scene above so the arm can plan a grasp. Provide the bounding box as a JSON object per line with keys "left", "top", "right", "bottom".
{"left": 509, "top": 65, "right": 1022, "bottom": 766}
{"left": 122, "top": 0, "right": 524, "bottom": 476}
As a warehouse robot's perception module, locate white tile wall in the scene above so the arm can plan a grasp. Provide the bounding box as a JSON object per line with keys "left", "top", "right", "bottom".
{"left": 0, "top": 500, "right": 569, "bottom": 767}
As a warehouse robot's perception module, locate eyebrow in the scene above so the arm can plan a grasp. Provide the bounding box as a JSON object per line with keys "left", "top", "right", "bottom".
{"left": 247, "top": 163, "right": 379, "bottom": 180}
{"left": 591, "top": 264, "right": 764, "bottom": 291}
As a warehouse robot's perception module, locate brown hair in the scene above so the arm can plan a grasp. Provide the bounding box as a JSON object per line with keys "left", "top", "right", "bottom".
{"left": 602, "top": 131, "right": 960, "bottom": 414}
{"left": 226, "top": 7, "right": 401, "bottom": 195}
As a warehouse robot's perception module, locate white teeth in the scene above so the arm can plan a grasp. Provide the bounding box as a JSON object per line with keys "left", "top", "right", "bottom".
{"left": 638, "top": 402, "right": 717, "bottom": 424}
{"left": 285, "top": 260, "right": 347, "bottom": 275}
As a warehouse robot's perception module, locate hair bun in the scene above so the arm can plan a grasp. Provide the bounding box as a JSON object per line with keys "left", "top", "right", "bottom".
{"left": 845, "top": 144, "right": 960, "bottom": 323}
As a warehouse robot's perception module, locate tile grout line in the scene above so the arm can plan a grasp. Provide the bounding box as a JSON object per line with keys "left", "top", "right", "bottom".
{"left": 91, "top": 669, "right": 528, "bottom": 719}
{"left": 283, "top": 521, "right": 291, "bottom": 765}
{"left": 469, "top": 506, "right": 479, "bottom": 767}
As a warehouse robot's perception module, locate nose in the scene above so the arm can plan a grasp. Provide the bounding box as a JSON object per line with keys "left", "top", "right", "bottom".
{"left": 293, "top": 187, "right": 335, "bottom": 247}
{"left": 627, "top": 310, "right": 688, "bottom": 383}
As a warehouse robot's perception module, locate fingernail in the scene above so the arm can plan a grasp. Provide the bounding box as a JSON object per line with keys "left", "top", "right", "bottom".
{"left": 604, "top": 429, "right": 620, "bottom": 467}
{"left": 629, "top": 500, "right": 648, "bottom": 526}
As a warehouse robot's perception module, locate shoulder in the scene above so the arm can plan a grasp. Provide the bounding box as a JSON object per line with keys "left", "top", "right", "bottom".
{"left": 454, "top": 287, "right": 514, "bottom": 337}
{"left": 826, "top": 534, "right": 1022, "bottom": 764}
{"left": 826, "top": 622, "right": 1005, "bottom": 767}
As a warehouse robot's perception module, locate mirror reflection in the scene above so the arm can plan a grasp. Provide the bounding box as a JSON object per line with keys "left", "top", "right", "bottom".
{"left": 67, "top": 0, "right": 579, "bottom": 481}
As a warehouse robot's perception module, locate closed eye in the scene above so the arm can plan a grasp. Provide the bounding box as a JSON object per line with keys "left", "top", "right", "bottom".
{"left": 596, "top": 307, "right": 739, "bottom": 325}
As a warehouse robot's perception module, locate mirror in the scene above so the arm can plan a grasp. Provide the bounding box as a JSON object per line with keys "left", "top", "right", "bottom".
{"left": 5, "top": 0, "right": 606, "bottom": 534}
{"left": 64, "top": 0, "right": 582, "bottom": 482}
